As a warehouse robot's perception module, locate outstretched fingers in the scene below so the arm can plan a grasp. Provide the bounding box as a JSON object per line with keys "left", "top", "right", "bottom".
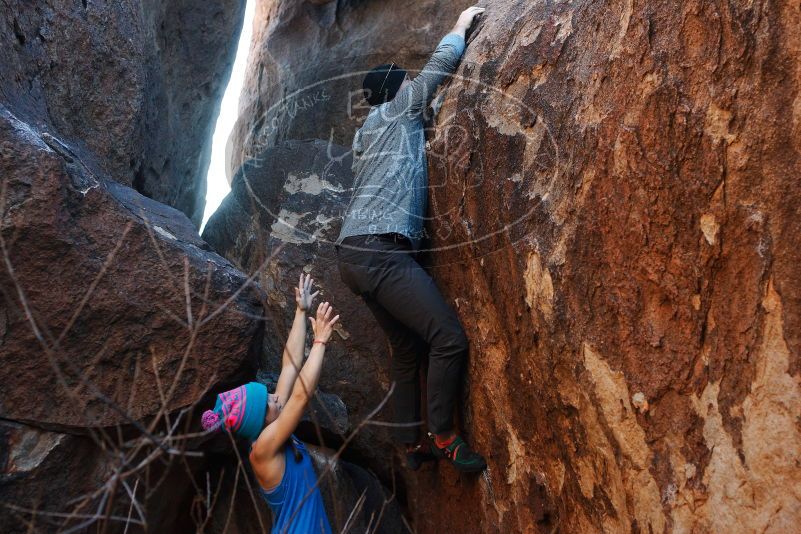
{"left": 296, "top": 273, "right": 322, "bottom": 310}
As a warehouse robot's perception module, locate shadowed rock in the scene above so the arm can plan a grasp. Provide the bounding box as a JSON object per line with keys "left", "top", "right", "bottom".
{"left": 0, "top": 0, "right": 246, "bottom": 224}
{"left": 0, "top": 106, "right": 264, "bottom": 429}
{"left": 0, "top": 422, "right": 112, "bottom": 533}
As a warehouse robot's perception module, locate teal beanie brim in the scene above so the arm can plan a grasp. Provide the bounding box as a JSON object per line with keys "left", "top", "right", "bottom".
{"left": 239, "top": 382, "right": 268, "bottom": 442}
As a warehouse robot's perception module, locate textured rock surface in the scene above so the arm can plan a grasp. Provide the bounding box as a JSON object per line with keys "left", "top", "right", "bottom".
{"left": 404, "top": 0, "right": 801, "bottom": 532}
{"left": 1, "top": 420, "right": 200, "bottom": 533}
{"left": 1, "top": 0, "right": 245, "bottom": 224}
{"left": 309, "top": 446, "right": 406, "bottom": 533}
{"left": 0, "top": 421, "right": 111, "bottom": 532}
{"left": 228, "top": 0, "right": 473, "bottom": 180}
{"left": 203, "top": 140, "right": 396, "bottom": 473}
{"left": 0, "top": 106, "right": 264, "bottom": 429}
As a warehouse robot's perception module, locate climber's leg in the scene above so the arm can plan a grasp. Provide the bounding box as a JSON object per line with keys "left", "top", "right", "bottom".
{"left": 337, "top": 233, "right": 465, "bottom": 431}
{"left": 336, "top": 234, "right": 485, "bottom": 471}
{"left": 362, "top": 293, "right": 427, "bottom": 444}
{"left": 337, "top": 235, "right": 426, "bottom": 444}
{"left": 351, "top": 241, "right": 467, "bottom": 436}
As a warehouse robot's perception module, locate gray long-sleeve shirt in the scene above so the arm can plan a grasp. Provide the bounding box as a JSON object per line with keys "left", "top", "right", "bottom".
{"left": 336, "top": 33, "right": 466, "bottom": 250}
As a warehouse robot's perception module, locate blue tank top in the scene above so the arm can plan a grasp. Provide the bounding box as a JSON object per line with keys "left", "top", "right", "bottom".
{"left": 257, "top": 436, "right": 332, "bottom": 534}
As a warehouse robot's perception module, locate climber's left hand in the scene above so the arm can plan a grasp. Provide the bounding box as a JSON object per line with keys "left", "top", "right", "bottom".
{"left": 295, "top": 272, "right": 319, "bottom": 312}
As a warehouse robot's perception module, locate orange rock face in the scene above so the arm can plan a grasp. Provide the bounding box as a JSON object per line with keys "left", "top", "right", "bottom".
{"left": 411, "top": 0, "right": 801, "bottom": 532}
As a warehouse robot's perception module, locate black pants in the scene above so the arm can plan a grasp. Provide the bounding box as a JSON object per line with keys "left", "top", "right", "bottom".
{"left": 335, "top": 233, "right": 468, "bottom": 444}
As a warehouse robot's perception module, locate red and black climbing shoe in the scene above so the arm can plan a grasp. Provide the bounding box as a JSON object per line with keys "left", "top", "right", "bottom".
{"left": 428, "top": 432, "right": 487, "bottom": 473}
{"left": 405, "top": 442, "right": 437, "bottom": 471}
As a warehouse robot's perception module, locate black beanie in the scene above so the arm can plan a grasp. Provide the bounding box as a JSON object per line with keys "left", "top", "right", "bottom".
{"left": 363, "top": 63, "right": 407, "bottom": 106}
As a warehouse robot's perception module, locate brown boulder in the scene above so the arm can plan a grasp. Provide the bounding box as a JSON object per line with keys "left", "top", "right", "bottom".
{"left": 1, "top": 419, "right": 231, "bottom": 533}
{"left": 309, "top": 445, "right": 406, "bottom": 533}
{"left": 0, "top": 422, "right": 118, "bottom": 533}
{"left": 1, "top": 0, "right": 245, "bottom": 224}
{"left": 0, "top": 106, "right": 264, "bottom": 429}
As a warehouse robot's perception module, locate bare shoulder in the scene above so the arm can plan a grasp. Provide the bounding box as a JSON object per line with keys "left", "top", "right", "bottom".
{"left": 249, "top": 445, "right": 287, "bottom": 491}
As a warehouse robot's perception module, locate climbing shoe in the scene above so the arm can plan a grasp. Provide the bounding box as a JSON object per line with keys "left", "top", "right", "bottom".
{"left": 405, "top": 442, "right": 437, "bottom": 471}
{"left": 428, "top": 432, "right": 487, "bottom": 473}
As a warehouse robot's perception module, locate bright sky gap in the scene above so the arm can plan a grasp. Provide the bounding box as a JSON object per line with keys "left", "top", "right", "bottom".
{"left": 200, "top": 0, "right": 255, "bottom": 232}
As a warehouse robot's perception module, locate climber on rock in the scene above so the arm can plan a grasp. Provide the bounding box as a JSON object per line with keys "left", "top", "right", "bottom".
{"left": 335, "top": 5, "right": 487, "bottom": 473}
{"left": 202, "top": 273, "right": 339, "bottom": 533}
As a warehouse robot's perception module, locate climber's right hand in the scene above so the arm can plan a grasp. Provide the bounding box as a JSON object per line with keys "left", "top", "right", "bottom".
{"left": 454, "top": 6, "right": 485, "bottom": 34}
{"left": 308, "top": 301, "right": 340, "bottom": 343}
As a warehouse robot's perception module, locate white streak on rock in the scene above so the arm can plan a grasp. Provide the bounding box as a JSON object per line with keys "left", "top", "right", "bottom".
{"left": 283, "top": 172, "right": 344, "bottom": 195}
{"left": 153, "top": 225, "right": 177, "bottom": 240}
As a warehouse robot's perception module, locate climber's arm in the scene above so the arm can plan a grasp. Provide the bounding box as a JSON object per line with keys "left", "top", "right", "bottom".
{"left": 273, "top": 273, "right": 319, "bottom": 405}
{"left": 388, "top": 6, "right": 484, "bottom": 116}
{"left": 251, "top": 302, "right": 339, "bottom": 461}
